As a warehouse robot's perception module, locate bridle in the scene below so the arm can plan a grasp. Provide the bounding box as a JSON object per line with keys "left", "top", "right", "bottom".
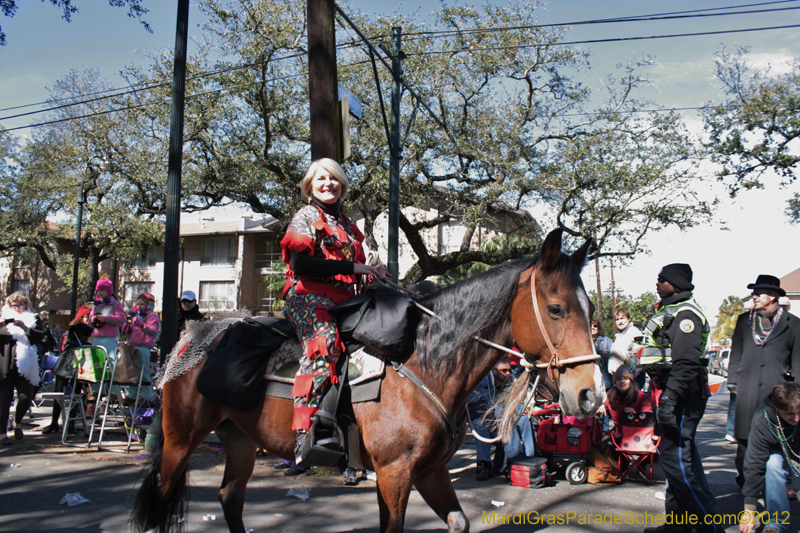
{"left": 381, "top": 263, "right": 600, "bottom": 443}
{"left": 528, "top": 265, "right": 599, "bottom": 383}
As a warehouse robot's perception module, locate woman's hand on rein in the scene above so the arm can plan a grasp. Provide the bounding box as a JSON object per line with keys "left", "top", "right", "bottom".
{"left": 355, "top": 262, "right": 386, "bottom": 279}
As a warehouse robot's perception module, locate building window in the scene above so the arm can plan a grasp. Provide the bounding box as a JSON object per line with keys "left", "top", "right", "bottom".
{"left": 199, "top": 281, "right": 236, "bottom": 311}
{"left": 124, "top": 282, "right": 155, "bottom": 311}
{"left": 9, "top": 280, "right": 29, "bottom": 296}
{"left": 202, "top": 238, "right": 237, "bottom": 266}
{"left": 438, "top": 222, "right": 462, "bottom": 255}
{"left": 13, "top": 248, "right": 37, "bottom": 269}
{"left": 131, "top": 247, "right": 158, "bottom": 268}
{"left": 254, "top": 239, "right": 283, "bottom": 271}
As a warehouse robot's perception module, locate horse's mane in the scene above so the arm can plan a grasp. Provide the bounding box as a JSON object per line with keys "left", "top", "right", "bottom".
{"left": 415, "top": 258, "right": 533, "bottom": 376}
{"left": 415, "top": 252, "right": 584, "bottom": 377}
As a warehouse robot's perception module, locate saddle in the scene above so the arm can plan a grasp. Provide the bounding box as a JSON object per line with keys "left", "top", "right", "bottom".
{"left": 197, "top": 316, "right": 387, "bottom": 468}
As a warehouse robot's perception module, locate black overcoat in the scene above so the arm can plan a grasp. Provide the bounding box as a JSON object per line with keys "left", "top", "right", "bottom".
{"left": 728, "top": 310, "right": 800, "bottom": 439}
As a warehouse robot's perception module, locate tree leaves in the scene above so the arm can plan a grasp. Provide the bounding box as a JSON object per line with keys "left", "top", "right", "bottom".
{"left": 703, "top": 46, "right": 800, "bottom": 221}
{"left": 0, "top": 0, "right": 151, "bottom": 46}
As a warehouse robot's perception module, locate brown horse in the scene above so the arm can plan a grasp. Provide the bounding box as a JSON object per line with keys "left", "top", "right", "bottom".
{"left": 130, "top": 228, "right": 603, "bottom": 533}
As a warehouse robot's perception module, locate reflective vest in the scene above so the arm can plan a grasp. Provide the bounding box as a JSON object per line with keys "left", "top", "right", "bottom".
{"left": 640, "top": 298, "right": 709, "bottom": 366}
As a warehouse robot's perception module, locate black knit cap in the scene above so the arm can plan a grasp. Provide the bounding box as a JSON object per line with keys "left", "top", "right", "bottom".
{"left": 658, "top": 263, "right": 694, "bottom": 292}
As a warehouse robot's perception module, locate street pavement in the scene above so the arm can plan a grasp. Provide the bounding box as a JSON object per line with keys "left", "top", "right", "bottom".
{"left": 0, "top": 374, "right": 789, "bottom": 532}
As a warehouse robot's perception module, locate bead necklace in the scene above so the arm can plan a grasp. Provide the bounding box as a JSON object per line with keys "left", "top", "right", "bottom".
{"left": 766, "top": 408, "right": 800, "bottom": 476}
{"left": 751, "top": 307, "right": 783, "bottom": 346}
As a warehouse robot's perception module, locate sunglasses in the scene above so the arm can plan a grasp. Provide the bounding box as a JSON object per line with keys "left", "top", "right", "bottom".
{"left": 496, "top": 368, "right": 511, "bottom": 374}
{"left": 11, "top": 304, "right": 25, "bottom": 309}
{"left": 181, "top": 299, "right": 192, "bottom": 304}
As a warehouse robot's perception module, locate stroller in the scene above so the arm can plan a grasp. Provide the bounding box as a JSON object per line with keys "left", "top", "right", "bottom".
{"left": 530, "top": 402, "right": 602, "bottom": 484}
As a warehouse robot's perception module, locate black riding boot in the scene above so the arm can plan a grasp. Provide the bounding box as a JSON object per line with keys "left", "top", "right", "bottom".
{"left": 294, "top": 430, "right": 308, "bottom": 465}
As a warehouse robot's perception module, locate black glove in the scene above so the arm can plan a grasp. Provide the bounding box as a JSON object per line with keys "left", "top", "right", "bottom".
{"left": 658, "top": 392, "right": 680, "bottom": 435}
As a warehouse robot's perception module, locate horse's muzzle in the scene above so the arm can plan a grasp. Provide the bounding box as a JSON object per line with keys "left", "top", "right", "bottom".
{"left": 558, "top": 362, "right": 605, "bottom": 418}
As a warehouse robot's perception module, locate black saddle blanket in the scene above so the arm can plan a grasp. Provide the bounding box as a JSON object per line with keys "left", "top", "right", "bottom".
{"left": 197, "top": 317, "right": 295, "bottom": 409}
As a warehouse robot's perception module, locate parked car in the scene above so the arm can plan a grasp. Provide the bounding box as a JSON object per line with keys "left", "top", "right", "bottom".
{"left": 709, "top": 348, "right": 731, "bottom": 377}
{"left": 705, "top": 349, "right": 719, "bottom": 372}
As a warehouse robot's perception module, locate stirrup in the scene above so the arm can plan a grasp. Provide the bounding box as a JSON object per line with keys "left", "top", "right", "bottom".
{"left": 295, "top": 411, "right": 346, "bottom": 467}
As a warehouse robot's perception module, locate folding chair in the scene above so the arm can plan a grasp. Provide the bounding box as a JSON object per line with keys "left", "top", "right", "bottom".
{"left": 65, "top": 345, "right": 110, "bottom": 448}
{"left": 93, "top": 346, "right": 152, "bottom": 453}
{"left": 34, "top": 353, "right": 59, "bottom": 406}
{"left": 609, "top": 424, "right": 661, "bottom": 483}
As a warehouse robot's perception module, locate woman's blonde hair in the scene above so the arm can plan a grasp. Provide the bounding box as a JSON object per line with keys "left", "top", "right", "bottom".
{"left": 5, "top": 292, "right": 30, "bottom": 310}
{"left": 300, "top": 158, "right": 349, "bottom": 203}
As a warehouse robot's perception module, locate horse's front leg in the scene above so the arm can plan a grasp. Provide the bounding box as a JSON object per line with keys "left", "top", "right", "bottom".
{"left": 375, "top": 465, "right": 414, "bottom": 533}
{"left": 215, "top": 419, "right": 257, "bottom": 533}
{"left": 415, "top": 464, "right": 469, "bottom": 533}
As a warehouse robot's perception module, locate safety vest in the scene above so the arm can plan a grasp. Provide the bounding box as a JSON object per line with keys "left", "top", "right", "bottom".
{"left": 640, "top": 298, "right": 710, "bottom": 366}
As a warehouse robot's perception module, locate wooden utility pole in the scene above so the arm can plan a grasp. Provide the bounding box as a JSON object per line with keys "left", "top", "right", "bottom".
{"left": 610, "top": 257, "right": 617, "bottom": 334}
{"left": 593, "top": 232, "right": 603, "bottom": 322}
{"left": 308, "top": 0, "right": 341, "bottom": 161}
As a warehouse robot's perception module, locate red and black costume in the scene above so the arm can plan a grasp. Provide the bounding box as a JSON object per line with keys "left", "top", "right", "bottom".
{"left": 280, "top": 200, "right": 365, "bottom": 430}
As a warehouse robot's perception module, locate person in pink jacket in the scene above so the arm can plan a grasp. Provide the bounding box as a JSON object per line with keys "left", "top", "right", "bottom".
{"left": 120, "top": 293, "right": 158, "bottom": 403}
{"left": 88, "top": 277, "right": 126, "bottom": 399}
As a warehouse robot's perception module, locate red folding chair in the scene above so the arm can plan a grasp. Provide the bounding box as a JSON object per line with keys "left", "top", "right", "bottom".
{"left": 609, "top": 424, "right": 661, "bottom": 483}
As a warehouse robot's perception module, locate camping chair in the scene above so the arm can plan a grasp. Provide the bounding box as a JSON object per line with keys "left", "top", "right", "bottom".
{"left": 59, "top": 345, "right": 110, "bottom": 448}
{"left": 93, "top": 345, "right": 152, "bottom": 453}
{"left": 38, "top": 349, "right": 91, "bottom": 447}
{"left": 609, "top": 424, "right": 661, "bottom": 483}
{"left": 34, "top": 352, "right": 59, "bottom": 407}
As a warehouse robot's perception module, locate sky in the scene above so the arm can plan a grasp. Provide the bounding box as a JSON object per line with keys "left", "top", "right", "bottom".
{"left": 1, "top": 0, "right": 800, "bottom": 321}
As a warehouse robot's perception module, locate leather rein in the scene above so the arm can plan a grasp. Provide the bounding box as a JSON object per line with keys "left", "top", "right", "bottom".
{"left": 378, "top": 263, "right": 598, "bottom": 444}
{"left": 528, "top": 265, "right": 600, "bottom": 383}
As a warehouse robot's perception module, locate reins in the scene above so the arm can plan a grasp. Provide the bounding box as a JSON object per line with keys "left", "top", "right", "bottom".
{"left": 376, "top": 264, "right": 599, "bottom": 444}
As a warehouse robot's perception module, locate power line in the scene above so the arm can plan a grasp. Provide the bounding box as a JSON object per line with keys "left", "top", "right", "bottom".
{"left": 405, "top": 23, "right": 800, "bottom": 56}
{"left": 398, "top": 2, "right": 800, "bottom": 40}
{"left": 0, "top": 50, "right": 313, "bottom": 122}
{"left": 4, "top": 0, "right": 794, "bottom": 117}
{"left": 0, "top": 58, "right": 377, "bottom": 133}
{"left": 3, "top": 2, "right": 797, "bottom": 129}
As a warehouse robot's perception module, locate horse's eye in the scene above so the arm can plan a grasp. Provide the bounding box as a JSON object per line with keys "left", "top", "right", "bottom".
{"left": 547, "top": 304, "right": 564, "bottom": 318}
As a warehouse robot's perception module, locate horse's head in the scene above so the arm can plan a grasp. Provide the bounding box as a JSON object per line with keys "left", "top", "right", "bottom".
{"left": 511, "top": 228, "right": 604, "bottom": 419}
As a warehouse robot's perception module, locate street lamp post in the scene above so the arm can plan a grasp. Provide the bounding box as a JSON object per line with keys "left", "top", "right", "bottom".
{"left": 69, "top": 178, "right": 86, "bottom": 319}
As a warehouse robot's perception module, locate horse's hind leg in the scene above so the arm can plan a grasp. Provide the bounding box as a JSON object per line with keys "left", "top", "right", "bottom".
{"left": 215, "top": 419, "right": 257, "bottom": 533}
{"left": 415, "top": 465, "right": 469, "bottom": 533}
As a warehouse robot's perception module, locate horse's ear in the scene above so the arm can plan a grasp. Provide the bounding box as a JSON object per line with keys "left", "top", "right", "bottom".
{"left": 540, "top": 228, "right": 564, "bottom": 269}
{"left": 571, "top": 236, "right": 593, "bottom": 269}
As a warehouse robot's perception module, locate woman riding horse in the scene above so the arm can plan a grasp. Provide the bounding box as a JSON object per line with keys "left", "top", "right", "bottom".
{"left": 280, "top": 158, "right": 385, "bottom": 464}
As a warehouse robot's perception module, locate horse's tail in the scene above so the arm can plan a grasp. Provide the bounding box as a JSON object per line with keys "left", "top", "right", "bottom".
{"left": 129, "top": 430, "right": 189, "bottom": 533}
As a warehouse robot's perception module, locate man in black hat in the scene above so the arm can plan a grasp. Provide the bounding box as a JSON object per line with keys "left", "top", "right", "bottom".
{"left": 641, "top": 264, "right": 719, "bottom": 533}
{"left": 728, "top": 274, "right": 800, "bottom": 488}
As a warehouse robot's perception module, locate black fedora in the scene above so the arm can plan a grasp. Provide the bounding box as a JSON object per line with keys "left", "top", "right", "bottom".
{"left": 747, "top": 274, "right": 786, "bottom": 296}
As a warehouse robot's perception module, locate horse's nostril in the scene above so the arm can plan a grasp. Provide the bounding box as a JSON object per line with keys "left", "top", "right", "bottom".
{"left": 579, "top": 389, "right": 595, "bottom": 413}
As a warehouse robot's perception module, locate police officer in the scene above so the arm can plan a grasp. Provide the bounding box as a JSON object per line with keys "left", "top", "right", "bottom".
{"left": 641, "top": 264, "right": 718, "bottom": 533}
